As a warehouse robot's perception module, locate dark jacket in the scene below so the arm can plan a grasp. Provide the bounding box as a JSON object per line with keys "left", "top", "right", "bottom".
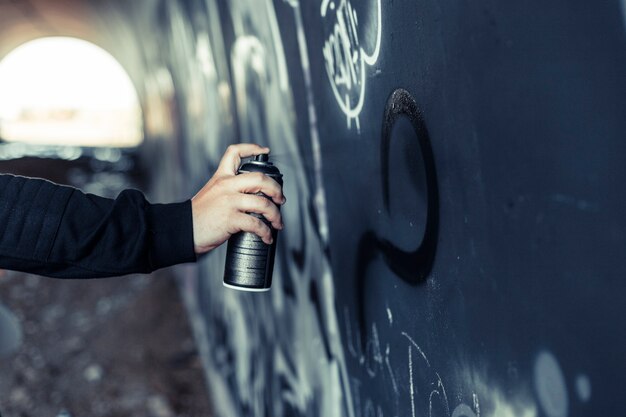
{"left": 0, "top": 174, "right": 196, "bottom": 278}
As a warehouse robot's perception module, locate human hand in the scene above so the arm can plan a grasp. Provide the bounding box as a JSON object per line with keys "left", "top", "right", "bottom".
{"left": 191, "top": 143, "right": 285, "bottom": 255}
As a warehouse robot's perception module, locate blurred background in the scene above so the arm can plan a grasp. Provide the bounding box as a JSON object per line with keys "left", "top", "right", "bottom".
{"left": 1, "top": 1, "right": 626, "bottom": 417}
{"left": 0, "top": 1, "right": 213, "bottom": 416}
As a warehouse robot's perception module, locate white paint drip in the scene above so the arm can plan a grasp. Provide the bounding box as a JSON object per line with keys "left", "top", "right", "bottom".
{"left": 436, "top": 372, "right": 451, "bottom": 416}
{"left": 409, "top": 346, "right": 416, "bottom": 417}
{"left": 365, "top": 323, "right": 383, "bottom": 377}
{"left": 429, "top": 390, "right": 442, "bottom": 417}
{"left": 386, "top": 306, "right": 393, "bottom": 325}
{"left": 344, "top": 307, "right": 359, "bottom": 359}
{"left": 384, "top": 346, "right": 399, "bottom": 397}
{"left": 473, "top": 393, "right": 481, "bottom": 417}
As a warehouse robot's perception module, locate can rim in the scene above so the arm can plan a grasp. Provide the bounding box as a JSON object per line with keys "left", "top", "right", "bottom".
{"left": 222, "top": 282, "right": 271, "bottom": 292}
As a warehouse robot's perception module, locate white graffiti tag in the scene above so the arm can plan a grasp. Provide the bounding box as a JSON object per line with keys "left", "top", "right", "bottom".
{"left": 321, "top": 0, "right": 382, "bottom": 131}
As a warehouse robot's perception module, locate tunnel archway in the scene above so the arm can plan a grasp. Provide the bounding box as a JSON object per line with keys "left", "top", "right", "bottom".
{"left": 0, "top": 36, "right": 143, "bottom": 148}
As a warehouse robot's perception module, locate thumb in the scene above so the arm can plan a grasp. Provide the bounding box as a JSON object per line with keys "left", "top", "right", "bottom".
{"left": 216, "top": 144, "right": 270, "bottom": 176}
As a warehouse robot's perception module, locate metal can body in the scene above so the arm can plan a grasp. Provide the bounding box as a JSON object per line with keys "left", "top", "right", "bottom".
{"left": 223, "top": 225, "right": 278, "bottom": 291}
{"left": 223, "top": 154, "right": 282, "bottom": 291}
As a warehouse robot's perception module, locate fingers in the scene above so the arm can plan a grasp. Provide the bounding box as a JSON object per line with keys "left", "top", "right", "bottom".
{"left": 231, "top": 172, "right": 285, "bottom": 205}
{"left": 233, "top": 213, "right": 274, "bottom": 244}
{"left": 191, "top": 143, "right": 284, "bottom": 254}
{"left": 235, "top": 194, "right": 283, "bottom": 230}
{"left": 217, "top": 144, "right": 270, "bottom": 176}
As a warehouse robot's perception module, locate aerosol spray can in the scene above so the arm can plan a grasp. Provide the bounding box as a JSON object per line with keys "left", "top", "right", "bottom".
{"left": 223, "top": 153, "right": 283, "bottom": 291}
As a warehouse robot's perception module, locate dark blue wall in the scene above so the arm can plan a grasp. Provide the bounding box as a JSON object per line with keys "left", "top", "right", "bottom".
{"left": 141, "top": 0, "right": 626, "bottom": 416}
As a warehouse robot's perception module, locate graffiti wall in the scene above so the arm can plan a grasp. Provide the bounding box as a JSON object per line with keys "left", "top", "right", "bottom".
{"left": 135, "top": 0, "right": 626, "bottom": 416}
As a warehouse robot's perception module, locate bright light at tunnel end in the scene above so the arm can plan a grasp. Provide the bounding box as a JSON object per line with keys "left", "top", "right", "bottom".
{"left": 0, "top": 36, "right": 143, "bottom": 148}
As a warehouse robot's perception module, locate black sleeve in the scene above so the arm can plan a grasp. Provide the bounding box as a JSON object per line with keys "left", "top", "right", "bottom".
{"left": 0, "top": 174, "right": 197, "bottom": 278}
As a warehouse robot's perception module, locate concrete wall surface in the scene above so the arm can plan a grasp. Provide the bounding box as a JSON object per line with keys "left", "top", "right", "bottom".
{"left": 1, "top": 1, "right": 625, "bottom": 416}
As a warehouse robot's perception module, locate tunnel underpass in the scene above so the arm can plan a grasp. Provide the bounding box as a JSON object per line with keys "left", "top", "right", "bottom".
{"left": 1, "top": 1, "right": 626, "bottom": 417}
{"left": 0, "top": 2, "right": 215, "bottom": 416}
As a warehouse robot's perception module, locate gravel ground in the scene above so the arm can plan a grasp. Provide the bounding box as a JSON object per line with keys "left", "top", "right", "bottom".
{"left": 0, "top": 155, "right": 213, "bottom": 417}
{"left": 0, "top": 271, "right": 212, "bottom": 417}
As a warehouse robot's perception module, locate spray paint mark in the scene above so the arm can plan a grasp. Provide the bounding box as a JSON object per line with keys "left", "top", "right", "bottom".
{"left": 380, "top": 88, "right": 439, "bottom": 284}
{"left": 473, "top": 393, "right": 481, "bottom": 417}
{"left": 384, "top": 344, "right": 399, "bottom": 397}
{"left": 427, "top": 372, "right": 451, "bottom": 417}
{"left": 575, "top": 374, "right": 591, "bottom": 402}
{"left": 386, "top": 306, "right": 393, "bottom": 325}
{"left": 408, "top": 346, "right": 416, "bottom": 417}
{"left": 452, "top": 403, "right": 478, "bottom": 417}
{"left": 321, "top": 0, "right": 382, "bottom": 131}
{"left": 355, "top": 88, "right": 439, "bottom": 351}
{"left": 185, "top": 1, "right": 356, "bottom": 416}
{"left": 285, "top": 2, "right": 356, "bottom": 416}
{"left": 533, "top": 351, "right": 568, "bottom": 417}
{"left": 402, "top": 331, "right": 431, "bottom": 367}
{"left": 344, "top": 307, "right": 360, "bottom": 360}
{"left": 365, "top": 323, "right": 384, "bottom": 377}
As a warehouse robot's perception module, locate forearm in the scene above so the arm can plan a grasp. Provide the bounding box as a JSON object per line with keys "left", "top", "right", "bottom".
{"left": 0, "top": 174, "right": 196, "bottom": 278}
{"left": 0, "top": 144, "right": 285, "bottom": 278}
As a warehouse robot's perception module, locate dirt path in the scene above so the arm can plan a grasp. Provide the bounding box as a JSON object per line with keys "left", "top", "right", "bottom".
{"left": 0, "top": 269, "right": 212, "bottom": 417}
